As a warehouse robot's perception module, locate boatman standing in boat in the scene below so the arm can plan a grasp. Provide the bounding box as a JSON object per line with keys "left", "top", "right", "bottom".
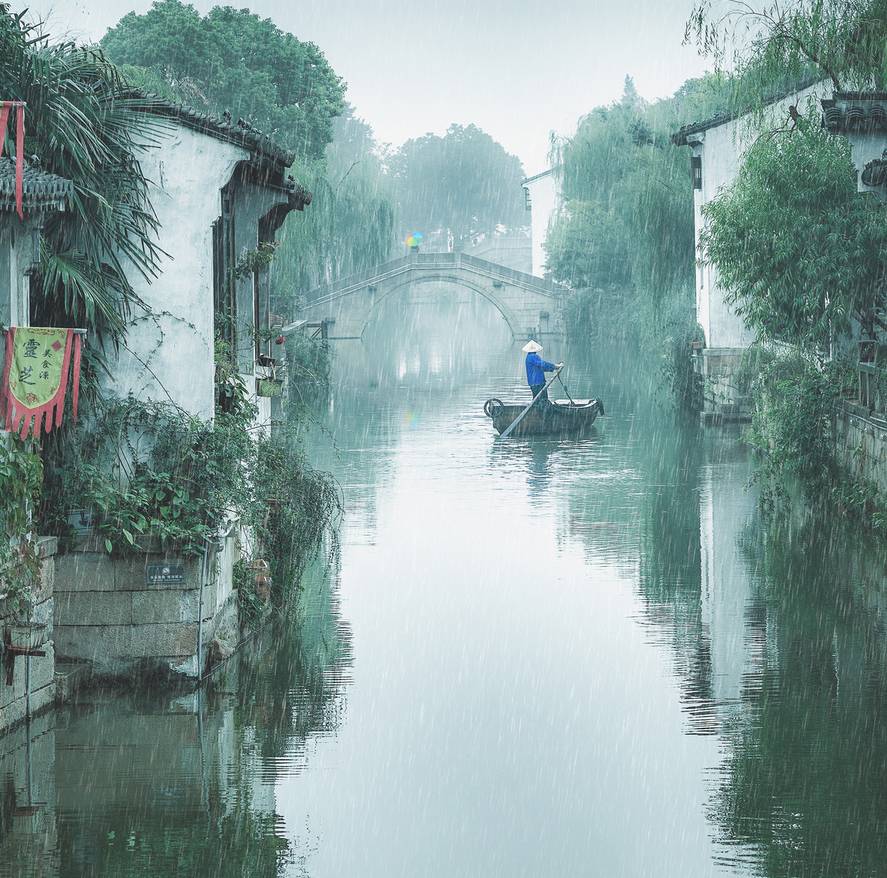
{"left": 522, "top": 340, "right": 562, "bottom": 403}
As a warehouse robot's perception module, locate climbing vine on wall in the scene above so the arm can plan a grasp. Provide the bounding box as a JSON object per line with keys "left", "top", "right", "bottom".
{"left": 0, "top": 437, "right": 44, "bottom": 614}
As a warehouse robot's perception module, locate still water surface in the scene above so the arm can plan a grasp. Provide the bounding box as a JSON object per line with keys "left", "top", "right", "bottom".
{"left": 3, "top": 304, "right": 887, "bottom": 877}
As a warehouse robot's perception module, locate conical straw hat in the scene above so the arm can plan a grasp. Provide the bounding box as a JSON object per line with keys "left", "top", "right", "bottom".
{"left": 522, "top": 340, "right": 543, "bottom": 353}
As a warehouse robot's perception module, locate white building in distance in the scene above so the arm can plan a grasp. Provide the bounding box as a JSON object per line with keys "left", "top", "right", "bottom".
{"left": 522, "top": 168, "right": 561, "bottom": 279}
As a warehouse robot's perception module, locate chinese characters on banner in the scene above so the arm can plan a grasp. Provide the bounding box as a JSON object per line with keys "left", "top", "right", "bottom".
{"left": 0, "top": 327, "right": 82, "bottom": 438}
{"left": 0, "top": 100, "right": 25, "bottom": 219}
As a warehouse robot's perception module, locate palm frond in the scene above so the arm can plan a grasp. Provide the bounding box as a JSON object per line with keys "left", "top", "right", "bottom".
{"left": 0, "top": 11, "right": 169, "bottom": 348}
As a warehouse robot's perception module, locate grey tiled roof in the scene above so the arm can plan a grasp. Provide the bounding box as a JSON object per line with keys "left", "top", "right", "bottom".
{"left": 672, "top": 75, "right": 825, "bottom": 145}
{"left": 121, "top": 90, "right": 295, "bottom": 168}
{"left": 0, "top": 158, "right": 73, "bottom": 212}
{"left": 822, "top": 94, "right": 887, "bottom": 134}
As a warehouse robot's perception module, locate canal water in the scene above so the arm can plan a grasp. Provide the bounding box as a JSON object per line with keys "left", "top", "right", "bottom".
{"left": 3, "top": 299, "right": 887, "bottom": 877}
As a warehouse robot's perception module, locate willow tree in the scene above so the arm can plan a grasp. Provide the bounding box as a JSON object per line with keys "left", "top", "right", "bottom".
{"left": 273, "top": 108, "right": 396, "bottom": 301}
{"left": 0, "top": 5, "right": 165, "bottom": 346}
{"left": 687, "top": 0, "right": 887, "bottom": 90}
{"left": 547, "top": 77, "right": 698, "bottom": 295}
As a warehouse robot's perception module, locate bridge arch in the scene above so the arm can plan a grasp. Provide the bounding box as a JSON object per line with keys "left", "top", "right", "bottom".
{"left": 358, "top": 273, "right": 523, "bottom": 339}
{"left": 294, "top": 253, "right": 565, "bottom": 340}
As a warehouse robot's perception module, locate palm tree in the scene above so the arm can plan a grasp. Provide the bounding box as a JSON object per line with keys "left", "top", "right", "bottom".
{"left": 0, "top": 4, "right": 167, "bottom": 348}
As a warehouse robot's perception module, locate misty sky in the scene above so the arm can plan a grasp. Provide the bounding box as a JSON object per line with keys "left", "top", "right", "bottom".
{"left": 26, "top": 0, "right": 711, "bottom": 174}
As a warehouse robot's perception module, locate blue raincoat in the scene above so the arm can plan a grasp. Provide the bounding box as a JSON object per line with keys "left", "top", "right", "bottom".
{"left": 525, "top": 352, "right": 556, "bottom": 387}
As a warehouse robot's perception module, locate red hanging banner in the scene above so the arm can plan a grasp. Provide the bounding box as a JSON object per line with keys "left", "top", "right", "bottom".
{"left": 0, "top": 100, "right": 25, "bottom": 219}
{"left": 0, "top": 327, "right": 83, "bottom": 439}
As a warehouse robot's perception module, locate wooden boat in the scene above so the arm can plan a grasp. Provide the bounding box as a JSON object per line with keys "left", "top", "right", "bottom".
{"left": 484, "top": 397, "right": 604, "bottom": 437}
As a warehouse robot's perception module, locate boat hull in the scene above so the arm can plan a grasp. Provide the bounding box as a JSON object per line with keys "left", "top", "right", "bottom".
{"left": 486, "top": 398, "right": 603, "bottom": 437}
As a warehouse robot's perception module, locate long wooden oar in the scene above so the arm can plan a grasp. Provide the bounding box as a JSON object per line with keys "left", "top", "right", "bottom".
{"left": 498, "top": 366, "right": 563, "bottom": 440}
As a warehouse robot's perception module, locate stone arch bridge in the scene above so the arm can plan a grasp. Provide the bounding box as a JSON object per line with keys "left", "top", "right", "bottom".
{"left": 295, "top": 252, "right": 566, "bottom": 340}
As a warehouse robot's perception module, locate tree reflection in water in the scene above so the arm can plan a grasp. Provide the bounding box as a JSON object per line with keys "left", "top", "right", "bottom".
{"left": 711, "top": 511, "right": 887, "bottom": 878}
{"left": 632, "top": 418, "right": 887, "bottom": 876}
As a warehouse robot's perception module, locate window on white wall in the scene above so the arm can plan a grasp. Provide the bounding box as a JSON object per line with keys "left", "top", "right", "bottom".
{"left": 691, "top": 156, "right": 703, "bottom": 191}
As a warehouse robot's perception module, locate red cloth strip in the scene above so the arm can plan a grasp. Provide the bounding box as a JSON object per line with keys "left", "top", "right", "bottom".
{"left": 14, "top": 103, "right": 24, "bottom": 220}
{"left": 70, "top": 332, "right": 82, "bottom": 420}
{"left": 54, "top": 330, "right": 73, "bottom": 429}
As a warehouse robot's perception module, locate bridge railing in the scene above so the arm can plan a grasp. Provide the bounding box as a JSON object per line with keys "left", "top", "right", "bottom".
{"left": 457, "top": 252, "right": 564, "bottom": 295}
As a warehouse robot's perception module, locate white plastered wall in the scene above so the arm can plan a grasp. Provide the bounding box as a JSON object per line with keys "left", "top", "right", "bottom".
{"left": 694, "top": 81, "right": 831, "bottom": 348}
{"left": 104, "top": 126, "right": 247, "bottom": 420}
{"left": 524, "top": 170, "right": 560, "bottom": 279}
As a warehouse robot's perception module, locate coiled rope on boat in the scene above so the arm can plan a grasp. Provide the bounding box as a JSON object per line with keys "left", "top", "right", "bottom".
{"left": 484, "top": 398, "right": 504, "bottom": 418}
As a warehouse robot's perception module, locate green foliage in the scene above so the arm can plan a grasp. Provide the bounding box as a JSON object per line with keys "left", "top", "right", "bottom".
{"left": 232, "top": 241, "right": 279, "bottom": 281}
{"left": 747, "top": 350, "right": 844, "bottom": 484}
{"left": 0, "top": 438, "right": 43, "bottom": 613}
{"left": 687, "top": 2, "right": 887, "bottom": 528}
{"left": 103, "top": 0, "right": 395, "bottom": 300}
{"left": 687, "top": 0, "right": 887, "bottom": 91}
{"left": 40, "top": 380, "right": 341, "bottom": 608}
{"left": 0, "top": 5, "right": 166, "bottom": 346}
{"left": 546, "top": 200, "right": 631, "bottom": 290}
{"left": 702, "top": 115, "right": 887, "bottom": 345}
{"left": 388, "top": 123, "right": 525, "bottom": 240}
{"left": 249, "top": 437, "right": 341, "bottom": 604}
{"left": 566, "top": 285, "right": 703, "bottom": 407}
{"left": 43, "top": 396, "right": 254, "bottom": 556}
{"left": 101, "top": 0, "right": 346, "bottom": 161}
{"left": 743, "top": 350, "right": 886, "bottom": 531}
{"left": 284, "top": 335, "right": 332, "bottom": 425}
{"left": 234, "top": 559, "right": 266, "bottom": 627}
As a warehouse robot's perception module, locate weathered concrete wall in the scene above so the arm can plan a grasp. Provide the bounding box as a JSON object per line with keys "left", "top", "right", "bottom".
{"left": 102, "top": 126, "right": 247, "bottom": 420}
{"left": 54, "top": 528, "right": 240, "bottom": 681}
{"left": 0, "top": 537, "right": 57, "bottom": 735}
{"left": 836, "top": 403, "right": 887, "bottom": 497}
{"left": 0, "top": 219, "right": 38, "bottom": 329}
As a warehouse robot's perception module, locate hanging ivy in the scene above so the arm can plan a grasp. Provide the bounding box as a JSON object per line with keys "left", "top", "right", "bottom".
{"left": 0, "top": 437, "right": 43, "bottom": 614}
